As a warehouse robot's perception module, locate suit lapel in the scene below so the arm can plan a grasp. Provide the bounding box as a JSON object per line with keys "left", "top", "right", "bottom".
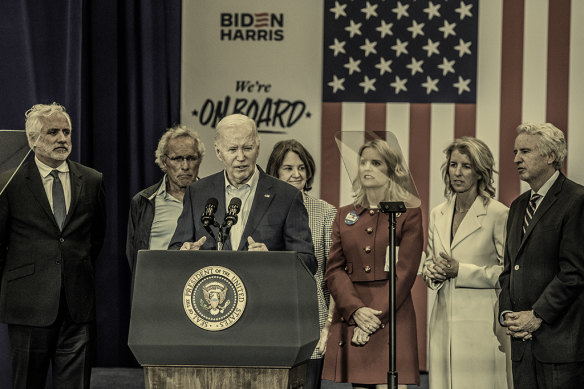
{"left": 435, "top": 199, "right": 454, "bottom": 256}
{"left": 24, "top": 162, "right": 58, "bottom": 228}
{"left": 451, "top": 197, "right": 485, "bottom": 250}
{"left": 237, "top": 171, "right": 274, "bottom": 250}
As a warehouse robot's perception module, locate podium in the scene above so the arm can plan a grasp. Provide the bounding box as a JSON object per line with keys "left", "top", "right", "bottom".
{"left": 128, "top": 250, "right": 319, "bottom": 389}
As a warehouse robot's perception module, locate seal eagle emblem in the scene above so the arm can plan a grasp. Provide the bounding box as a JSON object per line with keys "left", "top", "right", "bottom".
{"left": 183, "top": 266, "right": 247, "bottom": 331}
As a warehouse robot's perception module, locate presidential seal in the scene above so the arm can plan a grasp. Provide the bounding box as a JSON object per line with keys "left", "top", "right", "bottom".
{"left": 183, "top": 266, "right": 247, "bottom": 331}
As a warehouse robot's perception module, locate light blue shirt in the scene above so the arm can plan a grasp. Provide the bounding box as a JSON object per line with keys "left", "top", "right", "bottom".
{"left": 224, "top": 167, "right": 259, "bottom": 250}
{"left": 149, "top": 175, "right": 184, "bottom": 250}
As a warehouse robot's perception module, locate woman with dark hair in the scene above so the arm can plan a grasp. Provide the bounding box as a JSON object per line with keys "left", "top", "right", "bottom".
{"left": 322, "top": 138, "right": 423, "bottom": 388}
{"left": 266, "top": 139, "right": 337, "bottom": 389}
{"left": 422, "top": 137, "right": 512, "bottom": 388}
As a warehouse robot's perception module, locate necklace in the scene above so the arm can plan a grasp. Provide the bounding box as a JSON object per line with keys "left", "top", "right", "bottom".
{"left": 455, "top": 208, "right": 468, "bottom": 213}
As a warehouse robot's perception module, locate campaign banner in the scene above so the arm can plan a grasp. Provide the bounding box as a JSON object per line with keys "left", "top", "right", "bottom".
{"left": 181, "top": 0, "right": 324, "bottom": 195}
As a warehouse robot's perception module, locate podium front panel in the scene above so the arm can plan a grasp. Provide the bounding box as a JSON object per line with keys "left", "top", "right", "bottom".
{"left": 128, "top": 250, "right": 319, "bottom": 367}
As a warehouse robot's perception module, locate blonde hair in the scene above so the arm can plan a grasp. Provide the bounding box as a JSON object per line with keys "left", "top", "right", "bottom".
{"left": 441, "top": 137, "right": 496, "bottom": 203}
{"left": 352, "top": 139, "right": 411, "bottom": 207}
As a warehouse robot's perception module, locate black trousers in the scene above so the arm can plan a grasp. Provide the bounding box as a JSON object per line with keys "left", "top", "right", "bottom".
{"left": 8, "top": 293, "right": 94, "bottom": 389}
{"left": 305, "top": 358, "right": 324, "bottom": 389}
{"left": 512, "top": 341, "right": 584, "bottom": 389}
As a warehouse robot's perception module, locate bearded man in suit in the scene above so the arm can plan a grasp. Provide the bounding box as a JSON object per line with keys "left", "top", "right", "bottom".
{"left": 0, "top": 103, "right": 106, "bottom": 389}
{"left": 498, "top": 122, "right": 584, "bottom": 389}
{"left": 168, "top": 113, "right": 316, "bottom": 274}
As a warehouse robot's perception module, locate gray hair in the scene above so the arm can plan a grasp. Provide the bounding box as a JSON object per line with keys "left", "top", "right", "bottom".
{"left": 24, "top": 103, "right": 72, "bottom": 148}
{"left": 516, "top": 122, "right": 566, "bottom": 170}
{"left": 214, "top": 114, "right": 260, "bottom": 148}
{"left": 154, "top": 124, "right": 205, "bottom": 170}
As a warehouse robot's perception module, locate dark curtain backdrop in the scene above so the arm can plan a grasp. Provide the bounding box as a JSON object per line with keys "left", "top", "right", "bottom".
{"left": 0, "top": 0, "right": 182, "bottom": 383}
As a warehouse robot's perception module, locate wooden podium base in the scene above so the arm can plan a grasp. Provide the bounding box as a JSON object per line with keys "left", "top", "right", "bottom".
{"left": 143, "top": 365, "right": 306, "bottom": 389}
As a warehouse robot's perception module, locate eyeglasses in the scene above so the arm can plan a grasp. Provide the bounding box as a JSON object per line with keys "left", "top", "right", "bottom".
{"left": 165, "top": 154, "right": 199, "bottom": 163}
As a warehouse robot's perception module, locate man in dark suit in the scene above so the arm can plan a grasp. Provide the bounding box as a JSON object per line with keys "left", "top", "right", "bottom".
{"left": 0, "top": 103, "right": 106, "bottom": 389}
{"left": 168, "top": 114, "right": 316, "bottom": 274}
{"left": 498, "top": 122, "right": 584, "bottom": 388}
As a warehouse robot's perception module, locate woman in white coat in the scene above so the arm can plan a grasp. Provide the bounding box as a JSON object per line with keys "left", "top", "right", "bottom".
{"left": 423, "top": 137, "right": 512, "bottom": 389}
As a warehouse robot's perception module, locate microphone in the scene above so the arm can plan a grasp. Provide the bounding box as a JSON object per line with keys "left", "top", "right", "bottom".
{"left": 223, "top": 197, "right": 242, "bottom": 229}
{"left": 201, "top": 198, "right": 218, "bottom": 227}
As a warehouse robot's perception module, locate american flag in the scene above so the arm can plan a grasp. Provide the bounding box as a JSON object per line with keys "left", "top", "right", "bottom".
{"left": 323, "top": 0, "right": 478, "bottom": 103}
{"left": 319, "top": 0, "right": 583, "bottom": 370}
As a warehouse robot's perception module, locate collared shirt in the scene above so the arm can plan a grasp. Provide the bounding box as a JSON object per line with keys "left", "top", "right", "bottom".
{"left": 35, "top": 156, "right": 71, "bottom": 213}
{"left": 530, "top": 170, "right": 560, "bottom": 211}
{"left": 224, "top": 167, "right": 259, "bottom": 250}
{"left": 149, "top": 175, "right": 184, "bottom": 250}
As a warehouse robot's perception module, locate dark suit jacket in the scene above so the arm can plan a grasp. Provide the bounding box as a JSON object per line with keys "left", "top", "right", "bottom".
{"left": 0, "top": 160, "right": 106, "bottom": 326}
{"left": 168, "top": 168, "right": 317, "bottom": 274}
{"left": 498, "top": 173, "right": 584, "bottom": 363}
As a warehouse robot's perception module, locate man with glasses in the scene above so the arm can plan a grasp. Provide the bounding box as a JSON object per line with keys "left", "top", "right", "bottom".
{"left": 126, "top": 125, "right": 205, "bottom": 272}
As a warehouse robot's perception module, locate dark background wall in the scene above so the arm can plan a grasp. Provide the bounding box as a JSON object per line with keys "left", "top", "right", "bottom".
{"left": 0, "top": 0, "right": 182, "bottom": 383}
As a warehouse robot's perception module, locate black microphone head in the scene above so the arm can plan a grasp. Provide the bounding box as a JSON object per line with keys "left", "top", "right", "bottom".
{"left": 228, "top": 197, "right": 242, "bottom": 213}
{"left": 207, "top": 197, "right": 219, "bottom": 208}
{"left": 201, "top": 197, "right": 218, "bottom": 227}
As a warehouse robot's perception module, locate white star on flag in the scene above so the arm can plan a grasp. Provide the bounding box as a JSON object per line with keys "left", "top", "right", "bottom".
{"left": 437, "top": 57, "right": 455, "bottom": 76}
{"left": 345, "top": 20, "right": 362, "bottom": 38}
{"left": 390, "top": 75, "right": 408, "bottom": 94}
{"left": 453, "top": 76, "right": 471, "bottom": 94}
{"left": 344, "top": 57, "right": 361, "bottom": 75}
{"left": 422, "top": 39, "right": 440, "bottom": 57}
{"left": 439, "top": 20, "right": 457, "bottom": 39}
{"left": 391, "top": 38, "right": 409, "bottom": 57}
{"left": 329, "top": 38, "right": 346, "bottom": 56}
{"left": 359, "top": 75, "right": 376, "bottom": 94}
{"left": 406, "top": 57, "right": 424, "bottom": 76}
{"left": 360, "top": 38, "right": 378, "bottom": 57}
{"left": 424, "top": 2, "right": 441, "bottom": 20}
{"left": 361, "top": 1, "right": 378, "bottom": 20}
{"left": 376, "top": 20, "right": 393, "bottom": 38}
{"left": 329, "top": 1, "right": 347, "bottom": 20}
{"left": 454, "top": 38, "right": 472, "bottom": 57}
{"left": 328, "top": 75, "right": 345, "bottom": 93}
{"left": 392, "top": 1, "right": 409, "bottom": 20}
{"left": 455, "top": 1, "right": 473, "bottom": 20}
{"left": 421, "top": 76, "right": 439, "bottom": 94}
{"left": 408, "top": 20, "right": 425, "bottom": 39}
{"left": 375, "top": 57, "right": 392, "bottom": 75}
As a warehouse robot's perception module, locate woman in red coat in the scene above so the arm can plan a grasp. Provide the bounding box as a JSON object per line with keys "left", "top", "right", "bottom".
{"left": 322, "top": 138, "right": 423, "bottom": 388}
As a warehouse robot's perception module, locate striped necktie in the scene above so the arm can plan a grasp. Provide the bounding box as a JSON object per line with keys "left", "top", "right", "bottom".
{"left": 522, "top": 193, "right": 541, "bottom": 235}
{"left": 49, "top": 170, "right": 66, "bottom": 230}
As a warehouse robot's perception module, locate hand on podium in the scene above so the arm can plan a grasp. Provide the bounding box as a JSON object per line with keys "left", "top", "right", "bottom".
{"left": 180, "top": 236, "right": 206, "bottom": 250}
{"left": 247, "top": 236, "right": 268, "bottom": 251}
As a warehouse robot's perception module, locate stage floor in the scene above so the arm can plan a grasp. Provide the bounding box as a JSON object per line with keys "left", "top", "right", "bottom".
{"left": 90, "top": 368, "right": 429, "bottom": 388}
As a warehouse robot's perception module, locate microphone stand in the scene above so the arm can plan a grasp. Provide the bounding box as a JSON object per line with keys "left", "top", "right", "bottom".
{"left": 379, "top": 201, "right": 406, "bottom": 389}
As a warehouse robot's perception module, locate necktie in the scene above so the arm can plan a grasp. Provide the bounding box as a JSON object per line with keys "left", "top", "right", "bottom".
{"left": 522, "top": 193, "right": 541, "bottom": 235}
{"left": 50, "top": 170, "right": 66, "bottom": 230}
